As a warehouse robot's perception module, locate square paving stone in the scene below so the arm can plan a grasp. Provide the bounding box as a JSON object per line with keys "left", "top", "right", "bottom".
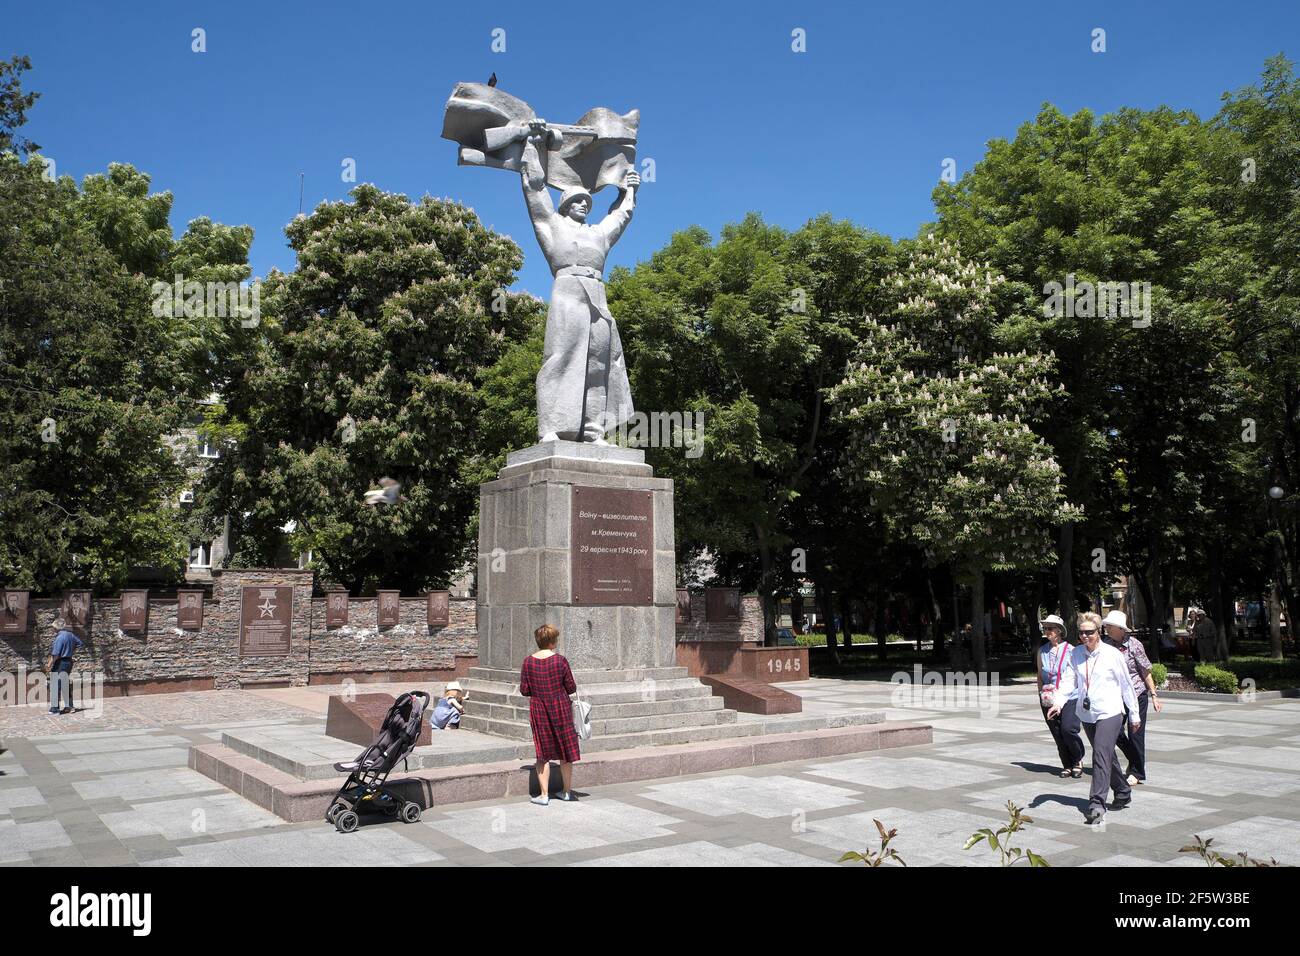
{"left": 804, "top": 755, "right": 1006, "bottom": 790}
{"left": 640, "top": 773, "right": 863, "bottom": 819}
{"left": 796, "top": 805, "right": 1077, "bottom": 867}
{"left": 965, "top": 781, "right": 1216, "bottom": 831}
{"left": 1206, "top": 746, "right": 1300, "bottom": 772}
{"left": 100, "top": 792, "right": 280, "bottom": 841}
{"left": 145, "top": 826, "right": 442, "bottom": 866}
{"left": 425, "top": 798, "right": 682, "bottom": 856}
{"left": 1189, "top": 815, "right": 1300, "bottom": 866}
{"left": 570, "top": 840, "right": 836, "bottom": 867}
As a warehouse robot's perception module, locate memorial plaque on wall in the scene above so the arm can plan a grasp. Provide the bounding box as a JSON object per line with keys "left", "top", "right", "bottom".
{"left": 426, "top": 590, "right": 450, "bottom": 628}
{"left": 326, "top": 591, "right": 349, "bottom": 628}
{"left": 377, "top": 590, "right": 401, "bottom": 627}
{"left": 675, "top": 589, "right": 692, "bottom": 623}
{"left": 0, "top": 590, "right": 29, "bottom": 635}
{"left": 705, "top": 587, "right": 742, "bottom": 622}
{"left": 62, "top": 590, "right": 91, "bottom": 627}
{"left": 571, "top": 487, "right": 654, "bottom": 605}
{"left": 119, "top": 590, "right": 148, "bottom": 631}
{"left": 177, "top": 590, "right": 204, "bottom": 630}
{"left": 238, "top": 586, "right": 294, "bottom": 657}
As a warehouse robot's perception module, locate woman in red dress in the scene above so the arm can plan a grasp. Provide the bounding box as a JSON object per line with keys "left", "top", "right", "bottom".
{"left": 519, "top": 623, "right": 580, "bottom": 805}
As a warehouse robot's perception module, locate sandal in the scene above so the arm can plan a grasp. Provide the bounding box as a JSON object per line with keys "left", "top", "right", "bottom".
{"left": 1070, "top": 766, "right": 1084, "bottom": 779}
{"left": 1058, "top": 768, "right": 1072, "bottom": 777}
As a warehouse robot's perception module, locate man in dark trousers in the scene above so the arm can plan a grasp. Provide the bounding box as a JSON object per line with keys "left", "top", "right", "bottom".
{"left": 46, "top": 618, "right": 83, "bottom": 714}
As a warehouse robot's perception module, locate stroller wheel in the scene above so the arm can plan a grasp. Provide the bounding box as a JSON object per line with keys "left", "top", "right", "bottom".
{"left": 325, "top": 804, "right": 338, "bottom": 824}
{"left": 400, "top": 802, "right": 422, "bottom": 824}
{"left": 335, "top": 809, "right": 360, "bottom": 834}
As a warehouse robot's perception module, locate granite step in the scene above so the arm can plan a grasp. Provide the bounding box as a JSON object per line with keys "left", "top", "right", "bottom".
{"left": 464, "top": 678, "right": 718, "bottom": 707}
{"left": 467, "top": 694, "right": 727, "bottom": 723}
{"left": 459, "top": 713, "right": 762, "bottom": 750}
{"left": 189, "top": 720, "right": 934, "bottom": 822}
{"left": 467, "top": 665, "right": 692, "bottom": 685}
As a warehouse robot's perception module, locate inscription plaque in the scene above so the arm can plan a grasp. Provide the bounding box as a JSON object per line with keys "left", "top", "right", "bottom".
{"left": 0, "top": 590, "right": 29, "bottom": 635}
{"left": 177, "top": 590, "right": 204, "bottom": 630}
{"left": 675, "top": 588, "right": 692, "bottom": 623}
{"left": 571, "top": 487, "right": 654, "bottom": 606}
{"left": 326, "top": 591, "right": 349, "bottom": 628}
{"left": 239, "top": 586, "right": 294, "bottom": 657}
{"left": 119, "top": 590, "right": 148, "bottom": 631}
{"left": 377, "top": 590, "right": 401, "bottom": 627}
{"left": 62, "top": 590, "right": 91, "bottom": 628}
{"left": 426, "top": 590, "right": 450, "bottom": 627}
{"left": 706, "top": 587, "right": 741, "bottom": 622}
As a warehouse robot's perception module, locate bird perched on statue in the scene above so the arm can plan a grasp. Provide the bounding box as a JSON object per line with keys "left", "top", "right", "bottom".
{"left": 363, "top": 478, "right": 405, "bottom": 507}
{"left": 487, "top": 72, "right": 497, "bottom": 87}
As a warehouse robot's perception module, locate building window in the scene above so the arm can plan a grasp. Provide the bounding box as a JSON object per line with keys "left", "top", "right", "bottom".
{"left": 198, "top": 435, "right": 220, "bottom": 459}
{"left": 189, "top": 542, "right": 212, "bottom": 569}
{"left": 297, "top": 550, "right": 314, "bottom": 570}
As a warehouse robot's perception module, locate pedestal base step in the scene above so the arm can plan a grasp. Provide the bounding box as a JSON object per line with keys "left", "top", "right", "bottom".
{"left": 190, "top": 720, "right": 932, "bottom": 823}
{"left": 700, "top": 675, "right": 803, "bottom": 715}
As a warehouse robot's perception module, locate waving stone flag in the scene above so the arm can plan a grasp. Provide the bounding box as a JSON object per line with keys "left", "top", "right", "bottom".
{"left": 441, "top": 82, "right": 638, "bottom": 197}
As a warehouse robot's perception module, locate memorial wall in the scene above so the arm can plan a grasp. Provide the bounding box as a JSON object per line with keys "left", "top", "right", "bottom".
{"left": 0, "top": 568, "right": 758, "bottom": 699}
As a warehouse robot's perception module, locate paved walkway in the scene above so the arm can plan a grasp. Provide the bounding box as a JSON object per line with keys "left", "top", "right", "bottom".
{"left": 2, "top": 677, "right": 1298, "bottom": 866}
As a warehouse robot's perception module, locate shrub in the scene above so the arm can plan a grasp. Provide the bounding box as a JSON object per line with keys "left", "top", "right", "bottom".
{"left": 1194, "top": 664, "right": 1239, "bottom": 694}
{"left": 1150, "top": 663, "right": 1168, "bottom": 688}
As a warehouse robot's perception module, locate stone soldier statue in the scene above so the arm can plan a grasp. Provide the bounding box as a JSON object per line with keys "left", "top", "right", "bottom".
{"left": 441, "top": 82, "right": 641, "bottom": 443}
{"left": 519, "top": 125, "right": 639, "bottom": 443}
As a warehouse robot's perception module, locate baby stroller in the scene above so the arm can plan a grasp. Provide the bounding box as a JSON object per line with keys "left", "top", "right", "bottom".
{"left": 325, "top": 690, "right": 430, "bottom": 833}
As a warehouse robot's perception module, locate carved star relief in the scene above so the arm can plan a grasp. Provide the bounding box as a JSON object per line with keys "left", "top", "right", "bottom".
{"left": 258, "top": 597, "right": 276, "bottom": 618}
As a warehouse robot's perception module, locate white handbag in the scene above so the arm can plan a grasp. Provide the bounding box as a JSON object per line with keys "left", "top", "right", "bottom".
{"left": 572, "top": 693, "right": 593, "bottom": 740}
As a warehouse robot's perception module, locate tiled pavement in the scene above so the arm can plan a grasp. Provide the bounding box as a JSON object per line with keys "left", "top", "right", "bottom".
{"left": 1, "top": 677, "right": 1298, "bottom": 866}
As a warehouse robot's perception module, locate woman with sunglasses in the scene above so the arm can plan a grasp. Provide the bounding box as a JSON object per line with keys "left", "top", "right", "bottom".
{"left": 1046, "top": 611, "right": 1141, "bottom": 825}
{"left": 1036, "top": 614, "right": 1084, "bottom": 778}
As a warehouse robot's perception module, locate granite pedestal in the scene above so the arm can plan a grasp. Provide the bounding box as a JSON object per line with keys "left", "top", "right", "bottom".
{"left": 466, "top": 441, "right": 752, "bottom": 744}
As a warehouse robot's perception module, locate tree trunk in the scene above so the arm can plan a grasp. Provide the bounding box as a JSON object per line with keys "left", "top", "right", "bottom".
{"left": 755, "top": 523, "right": 776, "bottom": 647}
{"left": 815, "top": 580, "right": 840, "bottom": 668}
{"left": 951, "top": 581, "right": 964, "bottom": 669}
{"left": 1270, "top": 584, "right": 1284, "bottom": 661}
{"left": 873, "top": 585, "right": 888, "bottom": 662}
{"left": 1209, "top": 540, "right": 1230, "bottom": 661}
{"left": 927, "top": 570, "right": 945, "bottom": 660}
{"left": 970, "top": 569, "right": 987, "bottom": 672}
{"left": 1057, "top": 523, "right": 1076, "bottom": 642}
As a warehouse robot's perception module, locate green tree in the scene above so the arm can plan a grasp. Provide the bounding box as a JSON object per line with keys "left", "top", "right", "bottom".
{"left": 828, "top": 237, "right": 1077, "bottom": 670}
{"left": 610, "top": 215, "right": 896, "bottom": 642}
{"left": 0, "top": 55, "right": 39, "bottom": 156}
{"left": 198, "top": 185, "right": 533, "bottom": 593}
{"left": 0, "top": 156, "right": 242, "bottom": 590}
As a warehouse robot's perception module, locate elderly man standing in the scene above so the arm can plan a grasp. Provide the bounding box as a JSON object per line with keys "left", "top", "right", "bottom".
{"left": 46, "top": 617, "right": 82, "bottom": 715}
{"left": 1192, "top": 608, "right": 1219, "bottom": 663}
{"left": 1103, "top": 610, "right": 1162, "bottom": 786}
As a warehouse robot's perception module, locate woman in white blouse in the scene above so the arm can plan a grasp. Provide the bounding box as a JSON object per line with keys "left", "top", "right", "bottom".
{"left": 1047, "top": 611, "right": 1141, "bottom": 824}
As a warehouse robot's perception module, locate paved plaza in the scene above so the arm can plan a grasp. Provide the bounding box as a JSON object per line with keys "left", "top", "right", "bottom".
{"left": 2, "top": 677, "right": 1298, "bottom": 866}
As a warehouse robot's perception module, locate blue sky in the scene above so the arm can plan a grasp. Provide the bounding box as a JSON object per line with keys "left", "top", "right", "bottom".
{"left": 9, "top": 0, "right": 1298, "bottom": 296}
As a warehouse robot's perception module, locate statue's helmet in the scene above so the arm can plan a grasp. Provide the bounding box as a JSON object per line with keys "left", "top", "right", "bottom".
{"left": 558, "top": 186, "right": 593, "bottom": 216}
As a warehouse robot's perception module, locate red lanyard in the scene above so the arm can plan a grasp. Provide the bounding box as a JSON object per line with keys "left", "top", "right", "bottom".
{"left": 1047, "top": 642, "right": 1068, "bottom": 688}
